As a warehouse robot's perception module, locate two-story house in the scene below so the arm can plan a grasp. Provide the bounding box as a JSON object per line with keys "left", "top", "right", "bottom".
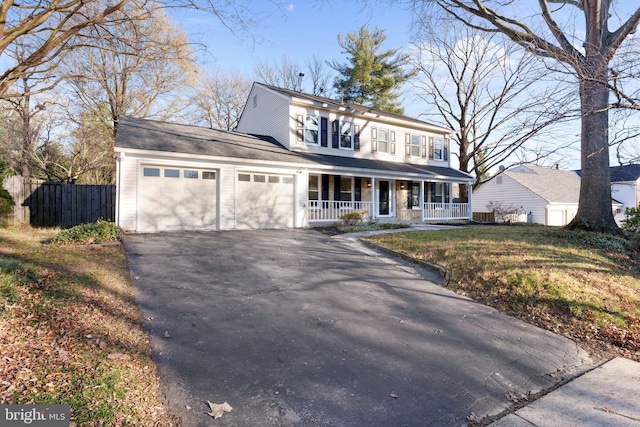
{"left": 114, "top": 83, "right": 474, "bottom": 232}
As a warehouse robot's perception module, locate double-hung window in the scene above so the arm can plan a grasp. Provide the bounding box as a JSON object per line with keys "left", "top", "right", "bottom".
{"left": 411, "top": 134, "right": 421, "bottom": 157}
{"left": 308, "top": 175, "right": 320, "bottom": 201}
{"left": 340, "top": 177, "right": 352, "bottom": 201}
{"left": 339, "top": 121, "right": 353, "bottom": 149}
{"left": 377, "top": 129, "right": 389, "bottom": 153}
{"left": 305, "top": 115, "right": 319, "bottom": 145}
{"left": 434, "top": 138, "right": 443, "bottom": 160}
{"left": 411, "top": 182, "right": 421, "bottom": 208}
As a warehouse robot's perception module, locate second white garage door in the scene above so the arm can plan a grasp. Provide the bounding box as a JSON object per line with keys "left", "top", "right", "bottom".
{"left": 139, "top": 166, "right": 217, "bottom": 232}
{"left": 235, "top": 172, "right": 295, "bottom": 229}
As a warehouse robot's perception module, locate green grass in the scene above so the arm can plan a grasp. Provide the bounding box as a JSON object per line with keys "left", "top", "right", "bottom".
{"left": 366, "top": 224, "right": 640, "bottom": 360}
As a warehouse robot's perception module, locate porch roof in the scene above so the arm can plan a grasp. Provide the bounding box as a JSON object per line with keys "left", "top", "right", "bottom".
{"left": 298, "top": 153, "right": 474, "bottom": 182}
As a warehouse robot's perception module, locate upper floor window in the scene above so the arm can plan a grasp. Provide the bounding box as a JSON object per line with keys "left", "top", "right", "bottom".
{"left": 411, "top": 134, "right": 420, "bottom": 157}
{"left": 305, "top": 115, "right": 319, "bottom": 145}
{"left": 371, "top": 128, "right": 395, "bottom": 154}
{"left": 339, "top": 121, "right": 353, "bottom": 149}
{"left": 429, "top": 137, "right": 449, "bottom": 162}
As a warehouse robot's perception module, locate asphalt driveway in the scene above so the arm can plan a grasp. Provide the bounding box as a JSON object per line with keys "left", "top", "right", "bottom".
{"left": 123, "top": 229, "right": 592, "bottom": 426}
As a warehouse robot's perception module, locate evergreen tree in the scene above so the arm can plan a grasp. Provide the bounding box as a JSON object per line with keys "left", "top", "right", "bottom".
{"left": 331, "top": 27, "right": 416, "bottom": 114}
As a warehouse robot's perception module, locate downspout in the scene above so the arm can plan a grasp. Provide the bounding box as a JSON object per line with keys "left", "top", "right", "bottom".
{"left": 115, "top": 152, "right": 124, "bottom": 227}
{"left": 467, "top": 181, "right": 473, "bottom": 221}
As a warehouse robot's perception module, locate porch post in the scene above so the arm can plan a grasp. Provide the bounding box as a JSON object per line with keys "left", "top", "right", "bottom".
{"left": 371, "top": 176, "right": 376, "bottom": 218}
{"left": 420, "top": 180, "right": 425, "bottom": 221}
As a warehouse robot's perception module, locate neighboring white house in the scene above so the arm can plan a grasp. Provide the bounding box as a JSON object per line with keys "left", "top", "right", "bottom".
{"left": 114, "top": 83, "right": 474, "bottom": 232}
{"left": 473, "top": 166, "right": 582, "bottom": 226}
{"left": 607, "top": 165, "right": 640, "bottom": 225}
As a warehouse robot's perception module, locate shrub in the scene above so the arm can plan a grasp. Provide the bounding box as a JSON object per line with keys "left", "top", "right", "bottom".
{"left": 622, "top": 206, "right": 640, "bottom": 235}
{"left": 0, "top": 186, "right": 15, "bottom": 218}
{"left": 338, "top": 211, "right": 368, "bottom": 227}
{"left": 50, "top": 220, "right": 122, "bottom": 245}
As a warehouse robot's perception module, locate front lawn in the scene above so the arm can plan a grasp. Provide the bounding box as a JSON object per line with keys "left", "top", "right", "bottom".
{"left": 366, "top": 224, "right": 640, "bottom": 361}
{"left": 0, "top": 227, "right": 178, "bottom": 425}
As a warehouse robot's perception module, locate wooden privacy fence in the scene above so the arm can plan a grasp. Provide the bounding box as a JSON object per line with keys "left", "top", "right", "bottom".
{"left": 3, "top": 176, "right": 116, "bottom": 228}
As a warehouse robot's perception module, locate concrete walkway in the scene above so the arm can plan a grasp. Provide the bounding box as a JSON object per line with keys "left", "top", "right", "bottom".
{"left": 124, "top": 228, "right": 599, "bottom": 426}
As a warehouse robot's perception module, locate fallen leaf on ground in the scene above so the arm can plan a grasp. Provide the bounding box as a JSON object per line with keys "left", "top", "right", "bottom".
{"left": 389, "top": 393, "right": 398, "bottom": 398}
{"left": 207, "top": 401, "right": 233, "bottom": 419}
{"left": 107, "top": 353, "right": 130, "bottom": 361}
{"left": 163, "top": 331, "right": 170, "bottom": 338}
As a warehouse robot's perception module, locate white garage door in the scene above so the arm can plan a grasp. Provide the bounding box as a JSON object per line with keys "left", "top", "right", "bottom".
{"left": 235, "top": 172, "right": 295, "bottom": 229}
{"left": 139, "top": 166, "right": 217, "bottom": 232}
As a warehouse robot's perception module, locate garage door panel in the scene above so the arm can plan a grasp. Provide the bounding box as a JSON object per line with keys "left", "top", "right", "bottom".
{"left": 236, "top": 173, "right": 294, "bottom": 229}
{"left": 140, "top": 166, "right": 217, "bottom": 232}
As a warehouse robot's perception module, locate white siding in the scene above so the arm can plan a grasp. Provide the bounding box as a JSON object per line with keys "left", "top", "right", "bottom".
{"left": 236, "top": 85, "right": 291, "bottom": 148}
{"left": 218, "top": 164, "right": 236, "bottom": 230}
{"left": 612, "top": 182, "right": 638, "bottom": 210}
{"left": 473, "top": 175, "right": 549, "bottom": 224}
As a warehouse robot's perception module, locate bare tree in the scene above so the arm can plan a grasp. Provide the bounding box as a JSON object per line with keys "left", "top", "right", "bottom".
{"left": 421, "top": 0, "right": 640, "bottom": 233}
{"left": 254, "top": 54, "right": 335, "bottom": 96}
{"left": 305, "top": 55, "right": 334, "bottom": 97}
{"left": 254, "top": 55, "right": 304, "bottom": 90}
{"left": 191, "top": 69, "right": 252, "bottom": 130}
{"left": 0, "top": 0, "right": 284, "bottom": 98}
{"left": 61, "top": 4, "right": 197, "bottom": 183}
{"left": 412, "top": 20, "right": 576, "bottom": 202}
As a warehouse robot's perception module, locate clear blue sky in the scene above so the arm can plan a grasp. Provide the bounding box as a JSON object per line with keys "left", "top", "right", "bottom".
{"left": 169, "top": 1, "right": 416, "bottom": 82}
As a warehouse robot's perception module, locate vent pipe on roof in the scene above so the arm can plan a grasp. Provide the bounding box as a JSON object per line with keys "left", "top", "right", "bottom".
{"left": 298, "top": 72, "right": 304, "bottom": 92}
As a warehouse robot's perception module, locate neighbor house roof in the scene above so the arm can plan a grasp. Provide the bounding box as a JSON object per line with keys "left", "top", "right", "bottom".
{"left": 575, "top": 164, "right": 640, "bottom": 182}
{"left": 255, "top": 83, "right": 452, "bottom": 132}
{"left": 610, "top": 164, "right": 640, "bottom": 182}
{"left": 505, "top": 166, "right": 581, "bottom": 204}
{"left": 115, "top": 116, "right": 473, "bottom": 182}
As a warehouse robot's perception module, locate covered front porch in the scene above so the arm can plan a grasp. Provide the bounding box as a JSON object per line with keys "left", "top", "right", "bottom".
{"left": 305, "top": 174, "right": 472, "bottom": 224}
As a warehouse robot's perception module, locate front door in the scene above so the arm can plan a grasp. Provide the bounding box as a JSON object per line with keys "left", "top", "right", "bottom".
{"left": 378, "top": 180, "right": 392, "bottom": 216}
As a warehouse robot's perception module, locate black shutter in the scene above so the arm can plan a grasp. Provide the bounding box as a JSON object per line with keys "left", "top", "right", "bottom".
{"left": 354, "top": 125, "right": 360, "bottom": 151}
{"left": 405, "top": 133, "right": 411, "bottom": 157}
{"left": 321, "top": 174, "right": 329, "bottom": 201}
{"left": 355, "top": 177, "right": 362, "bottom": 201}
{"left": 296, "top": 114, "right": 304, "bottom": 142}
{"left": 444, "top": 138, "right": 449, "bottom": 161}
{"left": 333, "top": 175, "right": 341, "bottom": 201}
{"left": 332, "top": 120, "right": 339, "bottom": 148}
{"left": 320, "top": 117, "right": 328, "bottom": 147}
{"left": 407, "top": 180, "right": 413, "bottom": 208}
{"left": 445, "top": 183, "right": 450, "bottom": 203}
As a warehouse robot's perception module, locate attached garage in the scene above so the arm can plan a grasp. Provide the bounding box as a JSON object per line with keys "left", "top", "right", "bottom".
{"left": 139, "top": 165, "right": 218, "bottom": 232}
{"left": 235, "top": 172, "right": 295, "bottom": 229}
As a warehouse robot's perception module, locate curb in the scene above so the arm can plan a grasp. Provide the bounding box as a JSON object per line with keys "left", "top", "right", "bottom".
{"left": 360, "top": 239, "right": 452, "bottom": 284}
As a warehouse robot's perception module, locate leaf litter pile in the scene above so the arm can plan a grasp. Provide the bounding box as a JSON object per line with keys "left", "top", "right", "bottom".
{"left": 368, "top": 225, "right": 640, "bottom": 361}
{"left": 0, "top": 227, "right": 179, "bottom": 426}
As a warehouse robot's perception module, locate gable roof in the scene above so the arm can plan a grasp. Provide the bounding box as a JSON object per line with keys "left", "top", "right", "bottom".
{"left": 505, "top": 166, "right": 580, "bottom": 203}
{"left": 255, "top": 83, "right": 452, "bottom": 132}
{"left": 115, "top": 116, "right": 472, "bottom": 182}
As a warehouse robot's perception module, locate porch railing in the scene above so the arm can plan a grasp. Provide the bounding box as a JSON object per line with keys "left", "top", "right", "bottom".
{"left": 423, "top": 203, "right": 470, "bottom": 220}
{"left": 307, "top": 201, "right": 373, "bottom": 221}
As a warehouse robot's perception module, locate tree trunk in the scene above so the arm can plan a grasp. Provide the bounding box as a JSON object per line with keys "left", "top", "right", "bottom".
{"left": 19, "top": 93, "right": 32, "bottom": 178}
{"left": 566, "top": 74, "right": 620, "bottom": 234}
